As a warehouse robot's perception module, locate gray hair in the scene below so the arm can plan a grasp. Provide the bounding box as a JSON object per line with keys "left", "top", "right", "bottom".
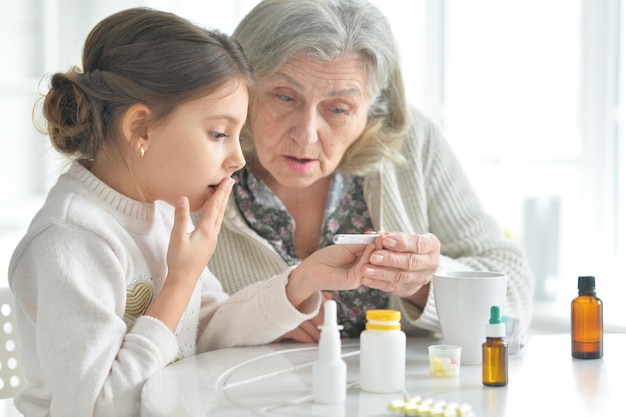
{"left": 234, "top": 0, "right": 409, "bottom": 174}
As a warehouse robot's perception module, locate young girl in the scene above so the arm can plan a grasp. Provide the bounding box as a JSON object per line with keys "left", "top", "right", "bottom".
{"left": 8, "top": 8, "right": 372, "bottom": 416}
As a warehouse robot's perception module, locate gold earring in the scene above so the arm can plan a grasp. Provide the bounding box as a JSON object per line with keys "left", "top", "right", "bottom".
{"left": 138, "top": 145, "right": 145, "bottom": 158}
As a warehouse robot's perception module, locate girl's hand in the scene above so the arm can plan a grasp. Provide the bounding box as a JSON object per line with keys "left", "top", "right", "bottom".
{"left": 285, "top": 243, "right": 375, "bottom": 311}
{"left": 166, "top": 178, "right": 234, "bottom": 285}
{"left": 148, "top": 177, "right": 234, "bottom": 331}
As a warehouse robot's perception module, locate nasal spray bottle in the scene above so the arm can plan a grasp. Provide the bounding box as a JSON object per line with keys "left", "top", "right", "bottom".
{"left": 312, "top": 300, "right": 347, "bottom": 404}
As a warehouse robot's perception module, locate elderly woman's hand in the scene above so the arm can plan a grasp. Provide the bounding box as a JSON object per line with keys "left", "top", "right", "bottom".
{"left": 361, "top": 232, "right": 440, "bottom": 308}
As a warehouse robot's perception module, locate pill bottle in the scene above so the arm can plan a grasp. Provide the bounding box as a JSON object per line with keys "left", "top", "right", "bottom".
{"left": 359, "top": 309, "right": 406, "bottom": 393}
{"left": 482, "top": 305, "right": 508, "bottom": 387}
{"left": 571, "top": 276, "right": 603, "bottom": 359}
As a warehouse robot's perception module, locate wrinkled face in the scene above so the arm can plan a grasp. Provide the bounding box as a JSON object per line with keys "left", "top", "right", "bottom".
{"left": 138, "top": 79, "right": 247, "bottom": 212}
{"left": 249, "top": 54, "right": 370, "bottom": 189}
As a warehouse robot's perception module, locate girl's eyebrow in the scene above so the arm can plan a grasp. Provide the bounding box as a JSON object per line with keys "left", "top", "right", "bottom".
{"left": 205, "top": 115, "right": 239, "bottom": 122}
{"left": 201, "top": 114, "right": 245, "bottom": 127}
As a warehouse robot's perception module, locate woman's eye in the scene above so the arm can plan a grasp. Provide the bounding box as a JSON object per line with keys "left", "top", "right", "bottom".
{"left": 277, "top": 94, "right": 293, "bottom": 102}
{"left": 209, "top": 131, "right": 228, "bottom": 140}
{"left": 331, "top": 108, "right": 349, "bottom": 115}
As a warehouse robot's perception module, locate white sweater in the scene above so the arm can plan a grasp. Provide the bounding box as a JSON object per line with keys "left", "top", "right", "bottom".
{"left": 208, "top": 109, "right": 535, "bottom": 336}
{"left": 8, "top": 161, "right": 320, "bottom": 417}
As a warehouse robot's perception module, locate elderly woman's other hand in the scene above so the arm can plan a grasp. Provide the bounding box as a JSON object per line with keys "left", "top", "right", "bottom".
{"left": 361, "top": 232, "right": 440, "bottom": 308}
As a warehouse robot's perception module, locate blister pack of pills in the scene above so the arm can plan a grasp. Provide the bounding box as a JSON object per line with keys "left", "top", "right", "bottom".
{"left": 388, "top": 396, "right": 474, "bottom": 417}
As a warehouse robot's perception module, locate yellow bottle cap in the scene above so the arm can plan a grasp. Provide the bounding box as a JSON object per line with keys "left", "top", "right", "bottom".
{"left": 365, "top": 309, "right": 402, "bottom": 330}
{"left": 366, "top": 309, "right": 401, "bottom": 322}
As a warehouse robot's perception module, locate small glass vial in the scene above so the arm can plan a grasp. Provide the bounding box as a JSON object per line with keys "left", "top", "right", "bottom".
{"left": 571, "top": 276, "right": 603, "bottom": 359}
{"left": 359, "top": 309, "right": 406, "bottom": 393}
{"left": 482, "top": 305, "right": 508, "bottom": 387}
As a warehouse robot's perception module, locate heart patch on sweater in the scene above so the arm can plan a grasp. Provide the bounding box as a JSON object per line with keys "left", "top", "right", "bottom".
{"left": 124, "top": 280, "right": 154, "bottom": 321}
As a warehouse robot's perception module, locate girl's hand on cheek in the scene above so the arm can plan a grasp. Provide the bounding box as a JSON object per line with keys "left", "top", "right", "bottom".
{"left": 166, "top": 178, "right": 234, "bottom": 285}
{"left": 148, "top": 179, "right": 234, "bottom": 332}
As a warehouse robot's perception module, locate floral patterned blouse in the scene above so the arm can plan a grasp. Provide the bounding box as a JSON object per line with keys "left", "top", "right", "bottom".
{"left": 233, "top": 167, "right": 390, "bottom": 337}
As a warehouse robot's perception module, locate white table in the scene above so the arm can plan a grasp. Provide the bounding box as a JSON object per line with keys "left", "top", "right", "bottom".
{"left": 141, "top": 333, "right": 624, "bottom": 417}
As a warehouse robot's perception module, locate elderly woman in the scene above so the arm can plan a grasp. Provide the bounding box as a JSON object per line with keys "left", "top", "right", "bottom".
{"left": 207, "top": 0, "right": 534, "bottom": 341}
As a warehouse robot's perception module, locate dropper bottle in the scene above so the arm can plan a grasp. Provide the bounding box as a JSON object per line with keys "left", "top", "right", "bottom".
{"left": 482, "top": 305, "right": 508, "bottom": 387}
{"left": 571, "top": 275, "right": 603, "bottom": 359}
{"left": 312, "top": 299, "right": 347, "bottom": 404}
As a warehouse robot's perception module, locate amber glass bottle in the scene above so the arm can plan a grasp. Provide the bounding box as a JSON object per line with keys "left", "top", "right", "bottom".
{"left": 482, "top": 306, "right": 508, "bottom": 387}
{"left": 571, "top": 276, "right": 603, "bottom": 359}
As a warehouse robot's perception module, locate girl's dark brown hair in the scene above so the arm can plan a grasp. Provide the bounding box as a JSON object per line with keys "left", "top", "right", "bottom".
{"left": 37, "top": 7, "right": 252, "bottom": 161}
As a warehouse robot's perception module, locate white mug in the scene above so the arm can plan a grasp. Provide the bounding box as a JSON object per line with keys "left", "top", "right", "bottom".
{"left": 433, "top": 271, "right": 507, "bottom": 365}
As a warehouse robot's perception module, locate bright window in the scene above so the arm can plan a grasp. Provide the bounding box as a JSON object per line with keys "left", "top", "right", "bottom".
{"left": 441, "top": 0, "right": 624, "bottom": 330}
